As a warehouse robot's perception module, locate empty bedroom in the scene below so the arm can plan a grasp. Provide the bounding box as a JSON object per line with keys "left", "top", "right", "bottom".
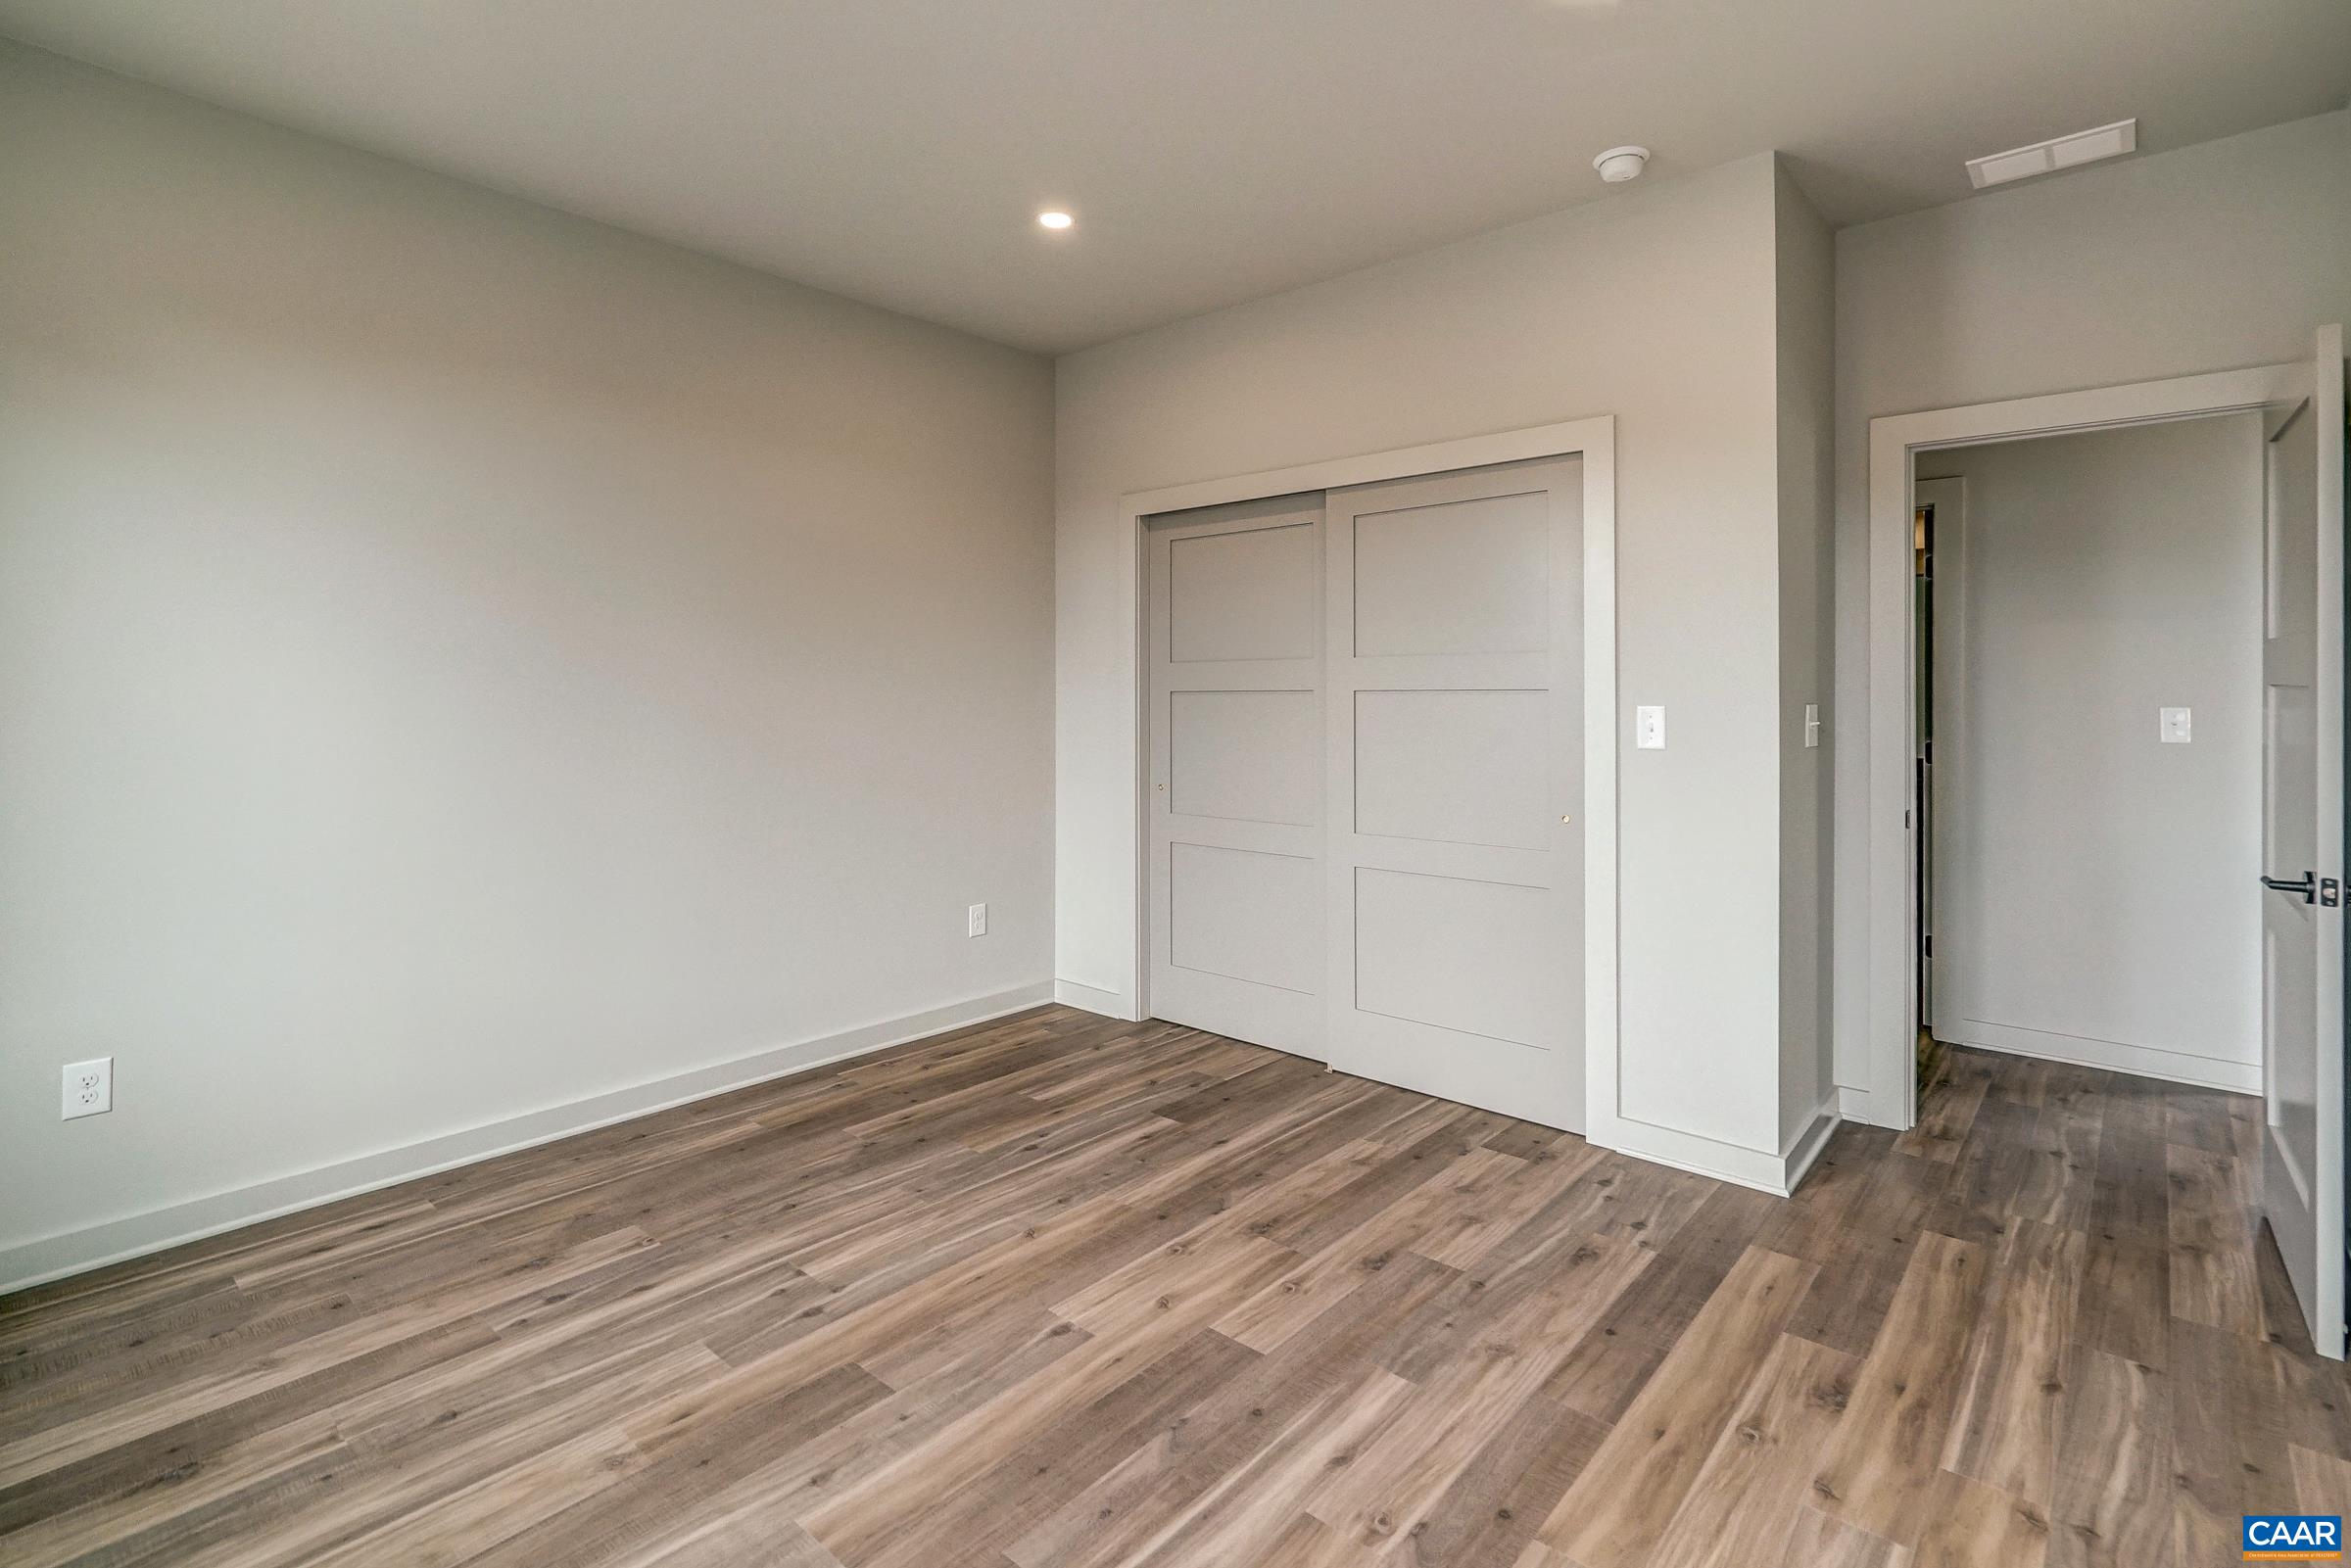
{"left": 2, "top": 3, "right": 2348, "bottom": 1564}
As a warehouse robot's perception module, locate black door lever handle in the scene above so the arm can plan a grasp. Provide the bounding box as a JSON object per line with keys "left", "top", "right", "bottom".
{"left": 2262, "top": 872, "right": 2318, "bottom": 903}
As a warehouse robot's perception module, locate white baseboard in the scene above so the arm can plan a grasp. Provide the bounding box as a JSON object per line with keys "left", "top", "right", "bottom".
{"left": 1593, "top": 1116, "right": 1786, "bottom": 1198}
{"left": 1941, "top": 1018, "right": 2258, "bottom": 1094}
{"left": 1594, "top": 1097, "right": 1844, "bottom": 1199}
{"left": 1836, "top": 1084, "right": 1880, "bottom": 1125}
{"left": 1053, "top": 976, "right": 1133, "bottom": 1020}
{"left": 0, "top": 981, "right": 1054, "bottom": 1296}
{"left": 1781, "top": 1102, "right": 1844, "bottom": 1191}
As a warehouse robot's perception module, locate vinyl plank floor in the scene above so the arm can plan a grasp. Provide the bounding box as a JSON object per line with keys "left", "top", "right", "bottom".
{"left": 0, "top": 1025, "right": 2308, "bottom": 1568}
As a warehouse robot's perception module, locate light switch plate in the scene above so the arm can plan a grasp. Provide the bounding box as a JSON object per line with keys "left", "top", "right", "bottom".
{"left": 2159, "top": 706, "right": 2191, "bottom": 743}
{"left": 1635, "top": 705, "right": 1665, "bottom": 750}
{"left": 1803, "top": 703, "right": 1821, "bottom": 749}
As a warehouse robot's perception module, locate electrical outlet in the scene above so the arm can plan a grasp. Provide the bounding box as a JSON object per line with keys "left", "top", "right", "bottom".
{"left": 62, "top": 1057, "right": 112, "bottom": 1120}
{"left": 967, "top": 902, "right": 987, "bottom": 938}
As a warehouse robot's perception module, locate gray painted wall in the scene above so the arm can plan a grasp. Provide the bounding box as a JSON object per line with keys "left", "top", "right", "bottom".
{"left": 1919, "top": 418, "right": 2263, "bottom": 1084}
{"left": 0, "top": 44, "right": 1056, "bottom": 1266}
{"left": 11, "top": 33, "right": 2334, "bottom": 1264}
{"left": 1831, "top": 108, "right": 2351, "bottom": 1096}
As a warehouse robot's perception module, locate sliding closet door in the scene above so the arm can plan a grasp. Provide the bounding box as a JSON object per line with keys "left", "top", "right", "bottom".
{"left": 1323, "top": 458, "right": 1584, "bottom": 1130}
{"left": 1145, "top": 496, "right": 1325, "bottom": 1057}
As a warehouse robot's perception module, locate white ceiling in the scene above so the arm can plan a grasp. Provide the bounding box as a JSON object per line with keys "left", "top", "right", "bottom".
{"left": 2, "top": 1, "right": 2344, "bottom": 354}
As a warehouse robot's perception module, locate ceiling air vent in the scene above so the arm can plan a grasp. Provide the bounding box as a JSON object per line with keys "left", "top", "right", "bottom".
{"left": 1965, "top": 119, "right": 2137, "bottom": 189}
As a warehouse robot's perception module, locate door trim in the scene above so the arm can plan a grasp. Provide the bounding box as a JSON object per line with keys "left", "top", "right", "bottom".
{"left": 1862, "top": 361, "right": 2311, "bottom": 1132}
{"left": 1117, "top": 416, "right": 1619, "bottom": 1148}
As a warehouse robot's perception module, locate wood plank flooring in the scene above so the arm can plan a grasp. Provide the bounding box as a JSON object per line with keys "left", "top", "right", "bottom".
{"left": 0, "top": 1007, "right": 2331, "bottom": 1566}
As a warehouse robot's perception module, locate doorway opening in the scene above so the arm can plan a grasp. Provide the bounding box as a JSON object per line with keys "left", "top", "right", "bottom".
{"left": 1909, "top": 422, "right": 2262, "bottom": 1098}
{"left": 1865, "top": 332, "right": 2345, "bottom": 1355}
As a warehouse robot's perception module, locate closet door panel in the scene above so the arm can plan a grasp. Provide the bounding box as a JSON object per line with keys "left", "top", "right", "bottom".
{"left": 1323, "top": 458, "right": 1585, "bottom": 1130}
{"left": 1146, "top": 498, "right": 1324, "bottom": 1057}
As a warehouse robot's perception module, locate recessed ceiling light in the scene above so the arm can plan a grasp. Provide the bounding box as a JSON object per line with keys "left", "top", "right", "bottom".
{"left": 1037, "top": 211, "right": 1074, "bottom": 230}
{"left": 1966, "top": 119, "right": 2137, "bottom": 189}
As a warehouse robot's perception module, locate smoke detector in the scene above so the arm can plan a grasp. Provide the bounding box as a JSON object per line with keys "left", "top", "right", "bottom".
{"left": 1592, "top": 146, "right": 1650, "bottom": 183}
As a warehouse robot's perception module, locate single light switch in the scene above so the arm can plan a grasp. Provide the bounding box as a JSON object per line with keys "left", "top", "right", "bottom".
{"left": 2159, "top": 706, "right": 2191, "bottom": 743}
{"left": 1636, "top": 705, "right": 1666, "bottom": 750}
{"left": 1803, "top": 703, "right": 1822, "bottom": 749}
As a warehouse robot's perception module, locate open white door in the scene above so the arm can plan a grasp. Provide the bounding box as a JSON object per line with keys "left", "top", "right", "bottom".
{"left": 2264, "top": 323, "right": 2347, "bottom": 1358}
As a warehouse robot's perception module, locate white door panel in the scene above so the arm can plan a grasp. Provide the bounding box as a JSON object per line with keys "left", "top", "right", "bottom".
{"left": 2263, "top": 323, "right": 2346, "bottom": 1359}
{"left": 1169, "top": 689, "right": 1319, "bottom": 826}
{"left": 1147, "top": 498, "right": 1324, "bottom": 1057}
{"left": 1168, "top": 522, "right": 1321, "bottom": 663}
{"left": 1324, "top": 457, "right": 1585, "bottom": 1131}
{"left": 1353, "top": 867, "right": 1557, "bottom": 1046}
{"left": 1169, "top": 842, "right": 1319, "bottom": 994}
{"left": 1351, "top": 689, "right": 1551, "bottom": 850}
{"left": 1350, "top": 491, "right": 1551, "bottom": 655}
